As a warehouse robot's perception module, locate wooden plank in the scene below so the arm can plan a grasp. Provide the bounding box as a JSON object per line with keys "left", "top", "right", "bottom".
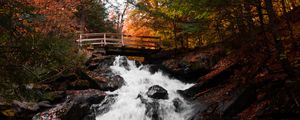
{"left": 123, "top": 35, "right": 160, "bottom": 39}
{"left": 90, "top": 42, "right": 105, "bottom": 45}
{"left": 125, "top": 44, "right": 157, "bottom": 49}
{"left": 121, "top": 33, "right": 124, "bottom": 46}
{"left": 81, "top": 33, "right": 121, "bottom": 37}
{"left": 105, "top": 38, "right": 122, "bottom": 42}
{"left": 79, "top": 38, "right": 104, "bottom": 42}
{"left": 105, "top": 42, "right": 121, "bottom": 45}
{"left": 123, "top": 39, "right": 159, "bottom": 43}
{"left": 77, "top": 33, "right": 161, "bottom": 53}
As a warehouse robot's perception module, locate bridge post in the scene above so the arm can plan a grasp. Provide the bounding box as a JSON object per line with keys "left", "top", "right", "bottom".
{"left": 141, "top": 37, "right": 144, "bottom": 49}
{"left": 104, "top": 33, "right": 107, "bottom": 45}
{"left": 79, "top": 34, "right": 82, "bottom": 47}
{"left": 159, "top": 37, "right": 162, "bottom": 49}
{"left": 121, "top": 33, "right": 124, "bottom": 46}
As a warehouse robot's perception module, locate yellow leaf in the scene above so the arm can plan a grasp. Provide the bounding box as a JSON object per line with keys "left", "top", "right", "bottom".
{"left": 1, "top": 109, "right": 16, "bottom": 117}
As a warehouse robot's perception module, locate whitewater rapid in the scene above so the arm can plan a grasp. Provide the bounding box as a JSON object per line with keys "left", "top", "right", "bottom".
{"left": 95, "top": 56, "right": 195, "bottom": 120}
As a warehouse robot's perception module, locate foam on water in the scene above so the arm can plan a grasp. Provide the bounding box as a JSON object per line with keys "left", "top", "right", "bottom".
{"left": 96, "top": 56, "right": 195, "bottom": 120}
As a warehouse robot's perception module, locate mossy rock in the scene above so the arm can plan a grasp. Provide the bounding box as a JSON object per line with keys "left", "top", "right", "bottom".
{"left": 41, "top": 91, "right": 65, "bottom": 103}
{"left": 68, "top": 79, "right": 91, "bottom": 90}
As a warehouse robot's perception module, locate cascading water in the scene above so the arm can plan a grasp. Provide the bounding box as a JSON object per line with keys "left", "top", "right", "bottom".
{"left": 95, "top": 56, "right": 195, "bottom": 120}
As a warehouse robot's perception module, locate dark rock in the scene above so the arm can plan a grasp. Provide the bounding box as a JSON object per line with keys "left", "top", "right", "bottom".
{"left": 96, "top": 56, "right": 115, "bottom": 68}
{"left": 137, "top": 94, "right": 162, "bottom": 120}
{"left": 220, "top": 85, "right": 257, "bottom": 118}
{"left": 97, "top": 75, "right": 125, "bottom": 91}
{"left": 10, "top": 100, "right": 52, "bottom": 120}
{"left": 146, "top": 85, "right": 168, "bottom": 99}
{"left": 134, "top": 60, "right": 142, "bottom": 68}
{"left": 145, "top": 101, "right": 161, "bottom": 120}
{"left": 172, "top": 98, "right": 183, "bottom": 112}
{"left": 84, "top": 71, "right": 109, "bottom": 83}
{"left": 76, "top": 70, "right": 125, "bottom": 91}
{"left": 187, "top": 102, "right": 211, "bottom": 120}
{"left": 137, "top": 94, "right": 148, "bottom": 104}
{"left": 25, "top": 83, "right": 51, "bottom": 91}
{"left": 90, "top": 94, "right": 117, "bottom": 117}
{"left": 87, "top": 62, "right": 99, "bottom": 71}
{"left": 56, "top": 74, "right": 78, "bottom": 83}
{"left": 33, "top": 89, "right": 106, "bottom": 120}
{"left": 85, "top": 55, "right": 115, "bottom": 69}
{"left": 116, "top": 56, "right": 130, "bottom": 70}
{"left": 65, "top": 89, "right": 106, "bottom": 104}
{"left": 178, "top": 68, "right": 232, "bottom": 98}
{"left": 48, "top": 73, "right": 79, "bottom": 91}
{"left": 69, "top": 79, "right": 91, "bottom": 90}
{"left": 257, "top": 80, "right": 300, "bottom": 119}
{"left": 12, "top": 100, "right": 52, "bottom": 112}
{"left": 41, "top": 91, "right": 65, "bottom": 103}
{"left": 148, "top": 65, "right": 160, "bottom": 74}
{"left": 178, "top": 62, "right": 191, "bottom": 74}
{"left": 157, "top": 52, "right": 225, "bottom": 83}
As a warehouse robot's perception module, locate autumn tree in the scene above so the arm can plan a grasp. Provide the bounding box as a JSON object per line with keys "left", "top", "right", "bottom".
{"left": 105, "top": 0, "right": 131, "bottom": 33}
{"left": 0, "top": 0, "right": 83, "bottom": 100}
{"left": 76, "top": 0, "right": 115, "bottom": 33}
{"left": 264, "top": 0, "right": 298, "bottom": 78}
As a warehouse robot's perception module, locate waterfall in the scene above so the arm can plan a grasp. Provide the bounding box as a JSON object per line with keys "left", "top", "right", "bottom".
{"left": 95, "top": 56, "right": 195, "bottom": 120}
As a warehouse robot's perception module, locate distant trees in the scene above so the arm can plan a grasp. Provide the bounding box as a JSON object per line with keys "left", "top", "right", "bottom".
{"left": 124, "top": 0, "right": 300, "bottom": 77}
{"left": 23, "top": 0, "right": 80, "bottom": 35}
{"left": 76, "top": 0, "right": 115, "bottom": 33}
{"left": 104, "top": 0, "right": 131, "bottom": 33}
{"left": 126, "top": 0, "right": 300, "bottom": 49}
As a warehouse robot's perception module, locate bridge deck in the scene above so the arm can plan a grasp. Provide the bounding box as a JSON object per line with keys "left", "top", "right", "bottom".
{"left": 76, "top": 33, "right": 161, "bottom": 56}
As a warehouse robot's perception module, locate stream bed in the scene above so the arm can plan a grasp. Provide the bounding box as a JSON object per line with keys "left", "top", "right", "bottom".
{"left": 95, "top": 56, "right": 196, "bottom": 120}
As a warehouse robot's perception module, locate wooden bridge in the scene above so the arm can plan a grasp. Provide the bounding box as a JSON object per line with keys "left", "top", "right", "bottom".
{"left": 76, "top": 33, "right": 162, "bottom": 56}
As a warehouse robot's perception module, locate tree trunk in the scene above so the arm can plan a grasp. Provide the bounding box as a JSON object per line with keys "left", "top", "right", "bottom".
{"left": 172, "top": 20, "right": 178, "bottom": 49}
{"left": 186, "top": 33, "right": 189, "bottom": 48}
{"left": 216, "top": 19, "right": 223, "bottom": 41}
{"left": 291, "top": 0, "right": 296, "bottom": 8}
{"left": 255, "top": 0, "right": 268, "bottom": 40}
{"left": 265, "top": 0, "right": 297, "bottom": 78}
{"left": 244, "top": 0, "right": 255, "bottom": 32}
{"left": 118, "top": 1, "right": 129, "bottom": 33}
{"left": 281, "top": 0, "right": 295, "bottom": 41}
{"left": 79, "top": 5, "right": 86, "bottom": 33}
{"left": 180, "top": 35, "right": 185, "bottom": 49}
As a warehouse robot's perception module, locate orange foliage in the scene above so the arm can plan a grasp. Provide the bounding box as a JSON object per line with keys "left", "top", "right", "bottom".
{"left": 123, "top": 11, "right": 156, "bottom": 36}
{"left": 22, "top": 0, "right": 80, "bottom": 34}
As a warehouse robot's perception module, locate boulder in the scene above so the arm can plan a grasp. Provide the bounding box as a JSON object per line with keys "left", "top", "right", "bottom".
{"left": 89, "top": 94, "right": 117, "bottom": 118}
{"left": 137, "top": 94, "right": 162, "bottom": 120}
{"left": 33, "top": 89, "right": 106, "bottom": 120}
{"left": 87, "top": 62, "right": 99, "bottom": 71}
{"left": 220, "top": 85, "right": 256, "bottom": 118}
{"left": 134, "top": 60, "right": 142, "bottom": 68}
{"left": 97, "top": 75, "right": 125, "bottom": 91}
{"left": 172, "top": 98, "right": 184, "bottom": 112}
{"left": 84, "top": 71, "right": 108, "bottom": 83}
{"left": 145, "top": 101, "right": 161, "bottom": 120}
{"left": 7, "top": 100, "right": 52, "bottom": 120}
{"left": 85, "top": 55, "right": 115, "bottom": 69}
{"left": 148, "top": 65, "right": 160, "bottom": 74}
{"left": 146, "top": 85, "right": 168, "bottom": 99}
{"left": 76, "top": 70, "right": 125, "bottom": 91}
{"left": 12, "top": 100, "right": 52, "bottom": 112}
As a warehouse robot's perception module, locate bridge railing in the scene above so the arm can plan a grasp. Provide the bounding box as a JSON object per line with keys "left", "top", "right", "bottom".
{"left": 76, "top": 33, "right": 161, "bottom": 50}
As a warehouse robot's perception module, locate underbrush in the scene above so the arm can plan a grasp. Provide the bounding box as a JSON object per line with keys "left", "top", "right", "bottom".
{"left": 0, "top": 33, "right": 85, "bottom": 101}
